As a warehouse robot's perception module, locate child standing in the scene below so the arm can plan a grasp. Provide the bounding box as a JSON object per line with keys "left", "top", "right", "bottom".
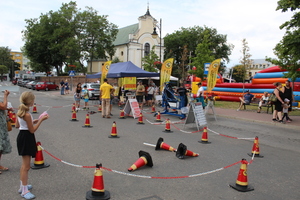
{"left": 15, "top": 91, "right": 49, "bottom": 199}
{"left": 282, "top": 98, "right": 291, "bottom": 123}
{"left": 82, "top": 85, "right": 89, "bottom": 110}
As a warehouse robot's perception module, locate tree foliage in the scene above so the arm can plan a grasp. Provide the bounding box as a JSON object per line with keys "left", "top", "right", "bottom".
{"left": 232, "top": 65, "right": 245, "bottom": 82}
{"left": 0, "top": 46, "right": 20, "bottom": 79}
{"left": 142, "top": 46, "right": 160, "bottom": 72}
{"left": 240, "top": 38, "right": 252, "bottom": 82}
{"left": 0, "top": 65, "right": 9, "bottom": 81}
{"left": 266, "top": 0, "right": 300, "bottom": 82}
{"left": 164, "top": 25, "right": 234, "bottom": 80}
{"left": 22, "top": 1, "right": 118, "bottom": 75}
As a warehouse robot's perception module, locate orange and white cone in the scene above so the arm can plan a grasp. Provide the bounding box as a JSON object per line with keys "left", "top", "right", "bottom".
{"left": 11, "top": 112, "right": 16, "bottom": 127}
{"left": 163, "top": 119, "right": 173, "bottom": 133}
{"left": 137, "top": 113, "right": 144, "bottom": 124}
{"left": 86, "top": 163, "right": 110, "bottom": 200}
{"left": 155, "top": 137, "right": 176, "bottom": 152}
{"left": 70, "top": 110, "right": 78, "bottom": 121}
{"left": 151, "top": 105, "right": 156, "bottom": 113}
{"left": 32, "top": 103, "right": 38, "bottom": 114}
{"left": 98, "top": 105, "right": 102, "bottom": 112}
{"left": 155, "top": 111, "right": 162, "bottom": 122}
{"left": 198, "top": 127, "right": 211, "bottom": 144}
{"left": 119, "top": 109, "right": 125, "bottom": 119}
{"left": 31, "top": 142, "right": 50, "bottom": 169}
{"left": 128, "top": 151, "right": 153, "bottom": 172}
{"left": 230, "top": 158, "right": 254, "bottom": 192}
{"left": 82, "top": 113, "right": 93, "bottom": 128}
{"left": 248, "top": 136, "right": 263, "bottom": 158}
{"left": 176, "top": 143, "right": 199, "bottom": 159}
{"left": 109, "top": 121, "right": 119, "bottom": 138}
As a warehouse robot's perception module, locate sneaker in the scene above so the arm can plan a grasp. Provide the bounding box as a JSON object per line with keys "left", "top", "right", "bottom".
{"left": 287, "top": 120, "right": 292, "bottom": 123}
{"left": 278, "top": 120, "right": 285, "bottom": 124}
{"left": 110, "top": 113, "right": 113, "bottom": 116}
{"left": 236, "top": 109, "right": 240, "bottom": 111}
{"left": 102, "top": 116, "right": 106, "bottom": 118}
{"left": 21, "top": 192, "right": 36, "bottom": 199}
{"left": 272, "top": 118, "right": 277, "bottom": 122}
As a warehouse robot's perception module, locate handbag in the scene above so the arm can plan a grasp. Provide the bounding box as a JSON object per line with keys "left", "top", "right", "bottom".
{"left": 269, "top": 93, "right": 277, "bottom": 102}
{"left": 7, "top": 119, "right": 12, "bottom": 132}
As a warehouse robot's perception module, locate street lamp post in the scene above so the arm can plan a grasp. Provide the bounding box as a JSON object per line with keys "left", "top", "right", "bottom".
{"left": 151, "top": 18, "right": 162, "bottom": 63}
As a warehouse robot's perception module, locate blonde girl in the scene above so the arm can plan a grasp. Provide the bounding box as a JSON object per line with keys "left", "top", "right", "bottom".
{"left": 16, "top": 91, "right": 49, "bottom": 199}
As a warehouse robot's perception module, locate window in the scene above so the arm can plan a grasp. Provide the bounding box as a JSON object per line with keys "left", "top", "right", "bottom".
{"left": 121, "top": 51, "right": 124, "bottom": 56}
{"left": 144, "top": 43, "right": 150, "bottom": 56}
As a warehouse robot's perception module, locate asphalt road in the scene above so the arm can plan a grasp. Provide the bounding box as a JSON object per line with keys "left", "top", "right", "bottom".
{"left": 1, "top": 86, "right": 300, "bottom": 200}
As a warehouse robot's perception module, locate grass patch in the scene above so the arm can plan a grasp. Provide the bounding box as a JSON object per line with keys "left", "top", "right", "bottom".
{"left": 213, "top": 101, "right": 300, "bottom": 116}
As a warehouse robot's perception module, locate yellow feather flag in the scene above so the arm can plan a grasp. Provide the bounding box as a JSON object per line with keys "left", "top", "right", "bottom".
{"left": 160, "top": 58, "right": 174, "bottom": 91}
{"left": 206, "top": 59, "right": 221, "bottom": 92}
{"left": 101, "top": 61, "right": 112, "bottom": 84}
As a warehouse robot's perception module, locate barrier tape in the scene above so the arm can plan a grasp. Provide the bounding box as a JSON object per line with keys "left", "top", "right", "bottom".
{"left": 40, "top": 145, "right": 248, "bottom": 179}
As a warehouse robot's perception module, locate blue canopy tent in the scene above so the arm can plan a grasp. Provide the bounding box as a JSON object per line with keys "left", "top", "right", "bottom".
{"left": 86, "top": 72, "right": 102, "bottom": 79}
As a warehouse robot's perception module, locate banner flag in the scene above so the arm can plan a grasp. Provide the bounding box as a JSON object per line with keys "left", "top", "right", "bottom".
{"left": 160, "top": 58, "right": 174, "bottom": 91}
{"left": 123, "top": 77, "right": 136, "bottom": 90}
{"left": 206, "top": 59, "right": 221, "bottom": 92}
{"left": 101, "top": 61, "right": 112, "bottom": 84}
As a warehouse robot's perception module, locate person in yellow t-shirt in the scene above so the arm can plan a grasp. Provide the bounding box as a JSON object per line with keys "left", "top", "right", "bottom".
{"left": 100, "top": 79, "right": 114, "bottom": 118}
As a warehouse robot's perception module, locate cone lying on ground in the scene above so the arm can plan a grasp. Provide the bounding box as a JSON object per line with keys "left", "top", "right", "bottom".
{"left": 86, "top": 163, "right": 110, "bottom": 200}
{"left": 229, "top": 158, "right": 254, "bottom": 192}
{"left": 119, "top": 109, "right": 125, "bottom": 119}
{"left": 83, "top": 113, "right": 93, "bottom": 128}
{"left": 128, "top": 150, "right": 153, "bottom": 172}
{"left": 137, "top": 113, "right": 144, "bottom": 125}
{"left": 11, "top": 112, "right": 16, "bottom": 127}
{"left": 176, "top": 143, "right": 199, "bottom": 159}
{"left": 32, "top": 103, "right": 38, "bottom": 114}
{"left": 70, "top": 110, "right": 78, "bottom": 121}
{"left": 163, "top": 119, "right": 173, "bottom": 133}
{"left": 198, "top": 127, "right": 211, "bottom": 144}
{"left": 155, "top": 137, "right": 176, "bottom": 152}
{"left": 98, "top": 105, "right": 102, "bottom": 112}
{"left": 31, "top": 142, "right": 50, "bottom": 169}
{"left": 155, "top": 111, "right": 162, "bottom": 122}
{"left": 151, "top": 105, "right": 156, "bottom": 113}
{"left": 248, "top": 136, "right": 263, "bottom": 158}
{"left": 109, "top": 121, "right": 119, "bottom": 138}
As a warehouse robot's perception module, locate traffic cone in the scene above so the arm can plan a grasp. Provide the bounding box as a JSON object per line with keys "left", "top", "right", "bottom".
{"left": 229, "top": 158, "right": 254, "bottom": 192}
{"left": 137, "top": 113, "right": 144, "bottom": 125}
{"left": 82, "top": 113, "right": 93, "bottom": 128}
{"left": 198, "top": 127, "right": 211, "bottom": 144}
{"left": 11, "top": 112, "right": 16, "bottom": 127}
{"left": 155, "top": 137, "right": 176, "bottom": 152}
{"left": 119, "top": 109, "right": 125, "bottom": 119}
{"left": 31, "top": 142, "right": 50, "bottom": 169}
{"left": 248, "top": 136, "right": 263, "bottom": 158}
{"left": 151, "top": 105, "right": 156, "bottom": 113}
{"left": 86, "top": 163, "right": 110, "bottom": 200}
{"left": 32, "top": 103, "right": 38, "bottom": 114}
{"left": 176, "top": 143, "right": 199, "bottom": 159}
{"left": 108, "top": 121, "right": 119, "bottom": 138}
{"left": 70, "top": 110, "right": 78, "bottom": 121}
{"left": 128, "top": 150, "right": 153, "bottom": 172}
{"left": 163, "top": 119, "right": 173, "bottom": 133}
{"left": 155, "top": 111, "right": 162, "bottom": 122}
{"left": 71, "top": 103, "right": 76, "bottom": 112}
{"left": 98, "top": 105, "right": 102, "bottom": 112}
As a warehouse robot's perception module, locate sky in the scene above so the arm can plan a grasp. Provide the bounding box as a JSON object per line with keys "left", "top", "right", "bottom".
{"left": 0, "top": 0, "right": 295, "bottom": 68}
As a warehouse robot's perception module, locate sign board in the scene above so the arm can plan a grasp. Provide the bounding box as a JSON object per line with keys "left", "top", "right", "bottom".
{"left": 204, "top": 63, "right": 210, "bottom": 74}
{"left": 123, "top": 98, "right": 141, "bottom": 119}
{"left": 184, "top": 102, "right": 207, "bottom": 130}
{"left": 69, "top": 70, "right": 75, "bottom": 77}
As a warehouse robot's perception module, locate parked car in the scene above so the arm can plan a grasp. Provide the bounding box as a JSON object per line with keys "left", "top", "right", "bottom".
{"left": 35, "top": 81, "right": 59, "bottom": 91}
{"left": 81, "top": 83, "right": 100, "bottom": 99}
{"left": 12, "top": 79, "right": 17, "bottom": 85}
{"left": 26, "top": 81, "right": 37, "bottom": 90}
{"left": 20, "top": 80, "right": 31, "bottom": 87}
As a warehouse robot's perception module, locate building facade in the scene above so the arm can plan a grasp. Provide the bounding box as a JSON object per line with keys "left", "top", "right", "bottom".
{"left": 247, "top": 59, "right": 276, "bottom": 77}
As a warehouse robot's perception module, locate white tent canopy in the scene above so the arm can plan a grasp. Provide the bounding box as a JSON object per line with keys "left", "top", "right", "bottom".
{"left": 139, "top": 76, "right": 178, "bottom": 81}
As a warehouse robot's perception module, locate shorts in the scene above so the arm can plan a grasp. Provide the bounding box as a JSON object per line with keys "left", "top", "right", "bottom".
{"left": 243, "top": 100, "right": 250, "bottom": 105}
{"left": 136, "top": 95, "right": 144, "bottom": 103}
{"left": 84, "top": 98, "right": 89, "bottom": 103}
{"left": 146, "top": 94, "right": 153, "bottom": 101}
{"left": 17, "top": 130, "right": 37, "bottom": 157}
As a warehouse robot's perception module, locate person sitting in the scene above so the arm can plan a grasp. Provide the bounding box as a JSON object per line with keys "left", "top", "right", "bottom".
{"left": 257, "top": 92, "right": 269, "bottom": 113}
{"left": 237, "top": 90, "right": 255, "bottom": 111}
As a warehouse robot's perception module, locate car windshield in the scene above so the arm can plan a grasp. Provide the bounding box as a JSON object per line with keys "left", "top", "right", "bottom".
{"left": 36, "top": 82, "right": 44, "bottom": 84}
{"left": 90, "top": 84, "right": 100, "bottom": 89}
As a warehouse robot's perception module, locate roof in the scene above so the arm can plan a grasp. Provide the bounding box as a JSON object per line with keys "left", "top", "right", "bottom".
{"left": 113, "top": 23, "right": 139, "bottom": 46}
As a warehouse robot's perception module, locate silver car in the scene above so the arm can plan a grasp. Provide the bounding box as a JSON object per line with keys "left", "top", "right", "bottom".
{"left": 81, "top": 83, "right": 100, "bottom": 99}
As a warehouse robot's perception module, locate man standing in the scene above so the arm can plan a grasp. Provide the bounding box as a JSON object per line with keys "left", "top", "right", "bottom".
{"left": 100, "top": 79, "right": 114, "bottom": 118}
{"left": 136, "top": 81, "right": 145, "bottom": 110}
{"left": 237, "top": 90, "right": 255, "bottom": 111}
{"left": 60, "top": 80, "right": 65, "bottom": 95}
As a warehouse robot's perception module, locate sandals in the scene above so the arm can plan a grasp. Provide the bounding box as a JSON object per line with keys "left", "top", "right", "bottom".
{"left": 21, "top": 192, "right": 35, "bottom": 199}
{"left": 0, "top": 166, "right": 9, "bottom": 171}
{"left": 18, "top": 185, "right": 33, "bottom": 194}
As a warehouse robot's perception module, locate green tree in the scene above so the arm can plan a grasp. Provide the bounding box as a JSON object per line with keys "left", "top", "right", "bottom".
{"left": 266, "top": 0, "right": 300, "bottom": 82}
{"left": 0, "top": 46, "right": 20, "bottom": 79}
{"left": 164, "top": 26, "right": 234, "bottom": 80}
{"left": 191, "top": 30, "right": 215, "bottom": 80}
{"left": 0, "top": 65, "right": 9, "bottom": 81}
{"left": 232, "top": 65, "right": 245, "bottom": 82}
{"left": 240, "top": 38, "right": 252, "bottom": 87}
{"left": 142, "top": 46, "right": 160, "bottom": 72}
